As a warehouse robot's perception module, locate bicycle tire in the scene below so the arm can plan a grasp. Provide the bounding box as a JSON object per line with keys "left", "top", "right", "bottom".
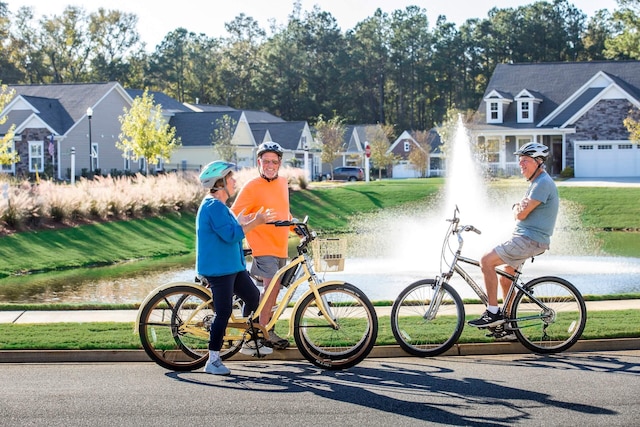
{"left": 293, "top": 282, "right": 378, "bottom": 370}
{"left": 390, "top": 279, "right": 465, "bottom": 357}
{"left": 510, "top": 276, "right": 587, "bottom": 354}
{"left": 138, "top": 285, "right": 242, "bottom": 371}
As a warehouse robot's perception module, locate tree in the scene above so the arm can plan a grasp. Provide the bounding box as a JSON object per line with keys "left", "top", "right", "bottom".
{"left": 87, "top": 8, "right": 143, "bottom": 82}
{"left": 0, "top": 83, "right": 18, "bottom": 166}
{"left": 366, "top": 124, "right": 396, "bottom": 180}
{"left": 314, "top": 114, "right": 345, "bottom": 179}
{"left": 605, "top": 0, "right": 640, "bottom": 59}
{"left": 211, "top": 114, "right": 237, "bottom": 162}
{"left": 623, "top": 107, "right": 640, "bottom": 143}
{"left": 117, "top": 89, "right": 181, "bottom": 174}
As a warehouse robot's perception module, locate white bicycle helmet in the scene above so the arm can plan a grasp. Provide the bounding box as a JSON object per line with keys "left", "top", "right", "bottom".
{"left": 199, "top": 161, "right": 235, "bottom": 189}
{"left": 514, "top": 142, "right": 549, "bottom": 160}
{"left": 257, "top": 141, "right": 283, "bottom": 158}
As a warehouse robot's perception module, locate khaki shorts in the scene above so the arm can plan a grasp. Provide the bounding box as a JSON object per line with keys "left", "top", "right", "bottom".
{"left": 250, "top": 256, "right": 287, "bottom": 284}
{"left": 494, "top": 235, "right": 548, "bottom": 269}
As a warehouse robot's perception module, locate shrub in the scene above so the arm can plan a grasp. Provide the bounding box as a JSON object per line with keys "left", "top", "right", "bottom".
{"left": 560, "top": 166, "right": 575, "bottom": 178}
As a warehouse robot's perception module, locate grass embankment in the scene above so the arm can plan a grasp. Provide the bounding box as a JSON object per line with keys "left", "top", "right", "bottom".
{"left": 1, "top": 179, "right": 639, "bottom": 281}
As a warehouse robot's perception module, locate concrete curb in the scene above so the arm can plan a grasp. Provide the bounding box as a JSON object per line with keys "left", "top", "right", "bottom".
{"left": 2, "top": 338, "right": 638, "bottom": 364}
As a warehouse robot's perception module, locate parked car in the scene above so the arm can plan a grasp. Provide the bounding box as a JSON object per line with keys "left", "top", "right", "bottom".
{"left": 332, "top": 166, "right": 364, "bottom": 181}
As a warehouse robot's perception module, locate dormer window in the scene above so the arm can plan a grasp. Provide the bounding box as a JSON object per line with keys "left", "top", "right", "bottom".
{"left": 515, "top": 89, "right": 541, "bottom": 124}
{"left": 484, "top": 90, "right": 511, "bottom": 124}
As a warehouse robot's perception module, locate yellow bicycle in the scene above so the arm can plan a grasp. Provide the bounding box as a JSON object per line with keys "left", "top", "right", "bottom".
{"left": 136, "top": 217, "right": 378, "bottom": 371}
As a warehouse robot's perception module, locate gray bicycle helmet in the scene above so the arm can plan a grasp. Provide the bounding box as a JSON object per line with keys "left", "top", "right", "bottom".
{"left": 514, "top": 142, "right": 549, "bottom": 160}
{"left": 199, "top": 161, "right": 235, "bottom": 189}
{"left": 256, "top": 141, "right": 283, "bottom": 158}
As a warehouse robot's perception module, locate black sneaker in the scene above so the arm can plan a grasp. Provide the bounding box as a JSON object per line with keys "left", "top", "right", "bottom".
{"left": 468, "top": 309, "right": 504, "bottom": 328}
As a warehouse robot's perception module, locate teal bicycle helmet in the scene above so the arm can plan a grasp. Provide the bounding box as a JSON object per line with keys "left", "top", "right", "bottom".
{"left": 199, "top": 161, "right": 235, "bottom": 189}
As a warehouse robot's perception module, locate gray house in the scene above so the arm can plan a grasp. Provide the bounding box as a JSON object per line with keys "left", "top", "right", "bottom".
{"left": 1, "top": 82, "right": 195, "bottom": 179}
{"left": 470, "top": 61, "right": 640, "bottom": 178}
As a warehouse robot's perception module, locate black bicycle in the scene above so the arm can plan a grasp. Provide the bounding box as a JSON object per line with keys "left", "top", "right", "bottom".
{"left": 390, "top": 206, "right": 587, "bottom": 356}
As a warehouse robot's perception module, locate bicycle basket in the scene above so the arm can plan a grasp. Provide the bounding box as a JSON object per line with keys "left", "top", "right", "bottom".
{"left": 311, "top": 238, "right": 346, "bottom": 272}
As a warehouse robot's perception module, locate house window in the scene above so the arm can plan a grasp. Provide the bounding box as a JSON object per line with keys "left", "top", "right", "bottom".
{"left": 91, "top": 142, "right": 99, "bottom": 171}
{"left": 1, "top": 141, "right": 15, "bottom": 173}
{"left": 485, "top": 139, "right": 500, "bottom": 163}
{"left": 520, "top": 101, "right": 530, "bottom": 120}
{"left": 619, "top": 144, "right": 632, "bottom": 149}
{"left": 301, "top": 136, "right": 308, "bottom": 150}
{"left": 490, "top": 102, "right": 499, "bottom": 120}
{"left": 597, "top": 145, "right": 612, "bottom": 150}
{"left": 139, "top": 157, "right": 146, "bottom": 172}
{"left": 28, "top": 141, "right": 44, "bottom": 172}
{"left": 578, "top": 145, "right": 594, "bottom": 150}
{"left": 403, "top": 141, "right": 410, "bottom": 152}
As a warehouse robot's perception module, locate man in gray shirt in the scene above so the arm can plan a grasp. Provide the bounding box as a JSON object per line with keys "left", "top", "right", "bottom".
{"left": 468, "top": 142, "right": 559, "bottom": 331}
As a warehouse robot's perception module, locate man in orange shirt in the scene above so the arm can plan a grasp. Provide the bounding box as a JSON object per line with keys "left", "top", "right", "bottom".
{"left": 231, "top": 141, "right": 291, "bottom": 349}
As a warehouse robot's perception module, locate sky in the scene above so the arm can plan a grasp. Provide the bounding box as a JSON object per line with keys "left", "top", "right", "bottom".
{"left": 6, "top": 0, "right": 619, "bottom": 49}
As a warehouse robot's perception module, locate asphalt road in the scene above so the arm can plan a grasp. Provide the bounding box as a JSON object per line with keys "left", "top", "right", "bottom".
{"left": 1, "top": 350, "right": 639, "bottom": 426}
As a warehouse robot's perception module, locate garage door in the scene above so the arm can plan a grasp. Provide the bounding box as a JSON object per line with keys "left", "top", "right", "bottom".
{"left": 574, "top": 141, "right": 640, "bottom": 178}
{"left": 392, "top": 161, "right": 422, "bottom": 178}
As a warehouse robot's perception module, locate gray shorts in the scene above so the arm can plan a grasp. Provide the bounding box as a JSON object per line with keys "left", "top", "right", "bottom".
{"left": 250, "top": 256, "right": 287, "bottom": 284}
{"left": 494, "top": 235, "right": 548, "bottom": 269}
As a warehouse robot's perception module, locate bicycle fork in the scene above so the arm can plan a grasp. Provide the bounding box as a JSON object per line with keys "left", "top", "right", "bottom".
{"left": 423, "top": 277, "right": 447, "bottom": 321}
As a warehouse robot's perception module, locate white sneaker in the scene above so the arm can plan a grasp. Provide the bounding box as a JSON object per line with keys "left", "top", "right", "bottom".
{"left": 203, "top": 357, "right": 230, "bottom": 376}
{"left": 239, "top": 340, "right": 273, "bottom": 356}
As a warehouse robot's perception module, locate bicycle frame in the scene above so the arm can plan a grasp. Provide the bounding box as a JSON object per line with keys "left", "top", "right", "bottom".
{"left": 225, "top": 244, "right": 340, "bottom": 340}
{"left": 434, "top": 207, "right": 556, "bottom": 323}
{"left": 136, "top": 218, "right": 342, "bottom": 345}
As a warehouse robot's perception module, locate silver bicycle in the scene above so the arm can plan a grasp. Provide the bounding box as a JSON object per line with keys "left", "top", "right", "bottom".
{"left": 391, "top": 206, "right": 587, "bottom": 356}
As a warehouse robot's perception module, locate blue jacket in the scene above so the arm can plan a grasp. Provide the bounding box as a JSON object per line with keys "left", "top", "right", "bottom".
{"left": 195, "top": 196, "right": 246, "bottom": 277}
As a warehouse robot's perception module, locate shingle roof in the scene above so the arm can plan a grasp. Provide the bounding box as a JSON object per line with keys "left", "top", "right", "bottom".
{"left": 480, "top": 61, "right": 640, "bottom": 125}
{"left": 248, "top": 122, "right": 306, "bottom": 150}
{"left": 8, "top": 82, "right": 122, "bottom": 134}
{"left": 169, "top": 111, "right": 243, "bottom": 147}
{"left": 126, "top": 89, "right": 192, "bottom": 113}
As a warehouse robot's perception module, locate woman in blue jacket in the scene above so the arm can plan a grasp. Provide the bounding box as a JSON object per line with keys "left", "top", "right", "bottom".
{"left": 196, "top": 161, "right": 275, "bottom": 375}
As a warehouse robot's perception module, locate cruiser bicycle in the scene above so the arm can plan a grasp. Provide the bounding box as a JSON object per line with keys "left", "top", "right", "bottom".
{"left": 136, "top": 217, "right": 378, "bottom": 371}
{"left": 391, "top": 206, "right": 587, "bottom": 357}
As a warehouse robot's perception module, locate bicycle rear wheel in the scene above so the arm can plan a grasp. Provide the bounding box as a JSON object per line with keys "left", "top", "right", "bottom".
{"left": 293, "top": 282, "right": 378, "bottom": 370}
{"left": 138, "top": 285, "right": 242, "bottom": 371}
{"left": 510, "top": 276, "right": 587, "bottom": 354}
{"left": 391, "top": 279, "right": 465, "bottom": 357}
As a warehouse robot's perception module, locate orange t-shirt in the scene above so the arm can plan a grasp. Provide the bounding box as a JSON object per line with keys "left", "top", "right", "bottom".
{"left": 231, "top": 176, "right": 291, "bottom": 258}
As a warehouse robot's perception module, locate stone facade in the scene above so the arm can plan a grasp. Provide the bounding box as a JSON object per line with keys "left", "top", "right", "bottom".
{"left": 565, "top": 99, "right": 633, "bottom": 169}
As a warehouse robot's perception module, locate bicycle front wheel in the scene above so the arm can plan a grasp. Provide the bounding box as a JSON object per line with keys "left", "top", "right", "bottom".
{"left": 510, "top": 276, "right": 587, "bottom": 354}
{"left": 390, "top": 279, "right": 465, "bottom": 357}
{"left": 293, "top": 283, "right": 378, "bottom": 370}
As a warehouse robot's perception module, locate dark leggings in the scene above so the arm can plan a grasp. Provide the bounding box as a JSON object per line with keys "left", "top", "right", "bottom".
{"left": 205, "top": 270, "right": 259, "bottom": 351}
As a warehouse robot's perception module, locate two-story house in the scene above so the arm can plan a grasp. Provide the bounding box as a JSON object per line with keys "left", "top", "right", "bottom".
{"left": 470, "top": 61, "right": 640, "bottom": 178}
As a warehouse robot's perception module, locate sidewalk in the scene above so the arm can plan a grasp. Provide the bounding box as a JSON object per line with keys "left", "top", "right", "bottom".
{"left": 1, "top": 300, "right": 639, "bottom": 363}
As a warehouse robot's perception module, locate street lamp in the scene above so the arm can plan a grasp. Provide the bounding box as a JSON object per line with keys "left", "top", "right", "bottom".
{"left": 86, "top": 107, "right": 93, "bottom": 175}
